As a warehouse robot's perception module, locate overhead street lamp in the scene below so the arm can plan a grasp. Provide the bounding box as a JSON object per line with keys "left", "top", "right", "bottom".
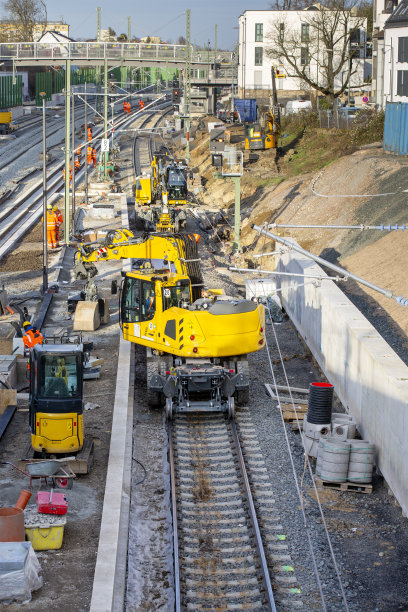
{"left": 40, "top": 92, "right": 48, "bottom": 294}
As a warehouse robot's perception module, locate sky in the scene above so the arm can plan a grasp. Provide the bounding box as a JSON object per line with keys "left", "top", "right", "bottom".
{"left": 41, "top": 0, "right": 270, "bottom": 49}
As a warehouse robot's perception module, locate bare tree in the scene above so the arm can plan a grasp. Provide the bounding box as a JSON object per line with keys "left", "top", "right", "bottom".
{"left": 3, "top": 0, "right": 47, "bottom": 41}
{"left": 269, "top": 0, "right": 309, "bottom": 10}
{"left": 265, "top": 1, "right": 366, "bottom": 103}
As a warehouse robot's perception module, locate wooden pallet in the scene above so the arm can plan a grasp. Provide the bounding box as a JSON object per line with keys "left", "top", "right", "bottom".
{"left": 314, "top": 476, "right": 372, "bottom": 494}
{"left": 280, "top": 403, "right": 307, "bottom": 423}
{"left": 20, "top": 437, "right": 94, "bottom": 475}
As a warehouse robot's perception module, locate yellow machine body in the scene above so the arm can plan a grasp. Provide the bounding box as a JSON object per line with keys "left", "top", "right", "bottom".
{"left": 135, "top": 175, "right": 152, "bottom": 204}
{"left": 121, "top": 270, "right": 265, "bottom": 359}
{"left": 31, "top": 412, "right": 84, "bottom": 454}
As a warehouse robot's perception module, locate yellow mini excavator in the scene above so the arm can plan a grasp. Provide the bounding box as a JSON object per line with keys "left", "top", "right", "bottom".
{"left": 75, "top": 230, "right": 265, "bottom": 418}
{"left": 135, "top": 151, "right": 188, "bottom": 233}
{"left": 245, "top": 67, "right": 281, "bottom": 151}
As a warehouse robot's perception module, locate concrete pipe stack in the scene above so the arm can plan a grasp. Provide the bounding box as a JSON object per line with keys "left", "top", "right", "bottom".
{"left": 316, "top": 438, "right": 351, "bottom": 482}
{"left": 302, "top": 382, "right": 333, "bottom": 458}
{"left": 347, "top": 440, "right": 375, "bottom": 484}
{"left": 331, "top": 412, "right": 357, "bottom": 440}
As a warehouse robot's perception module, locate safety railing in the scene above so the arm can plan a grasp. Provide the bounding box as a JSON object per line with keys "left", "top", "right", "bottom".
{"left": 0, "top": 42, "right": 233, "bottom": 65}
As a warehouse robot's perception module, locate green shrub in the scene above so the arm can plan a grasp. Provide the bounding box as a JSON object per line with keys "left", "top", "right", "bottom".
{"left": 281, "top": 110, "right": 319, "bottom": 131}
{"left": 347, "top": 109, "right": 385, "bottom": 145}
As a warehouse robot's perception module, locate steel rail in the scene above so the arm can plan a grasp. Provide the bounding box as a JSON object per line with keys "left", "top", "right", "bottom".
{"left": 230, "top": 417, "right": 277, "bottom": 612}
{"left": 0, "top": 105, "right": 156, "bottom": 259}
{"left": 167, "top": 420, "right": 181, "bottom": 612}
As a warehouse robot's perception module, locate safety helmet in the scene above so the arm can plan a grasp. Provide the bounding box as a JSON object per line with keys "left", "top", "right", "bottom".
{"left": 23, "top": 321, "right": 31, "bottom": 328}
{"left": 47, "top": 203, "right": 52, "bottom": 210}
{"left": 52, "top": 205, "right": 58, "bottom": 211}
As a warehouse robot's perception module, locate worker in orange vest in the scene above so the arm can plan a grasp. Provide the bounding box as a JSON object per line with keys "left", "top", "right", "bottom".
{"left": 52, "top": 205, "right": 63, "bottom": 245}
{"left": 126, "top": 101, "right": 131, "bottom": 114}
{"left": 76, "top": 146, "right": 82, "bottom": 161}
{"left": 91, "top": 148, "right": 97, "bottom": 167}
{"left": 138, "top": 99, "right": 144, "bottom": 110}
{"left": 62, "top": 165, "right": 72, "bottom": 185}
{"left": 45, "top": 203, "right": 59, "bottom": 248}
{"left": 123, "top": 101, "right": 127, "bottom": 113}
{"left": 87, "top": 146, "right": 92, "bottom": 165}
{"left": 74, "top": 158, "right": 80, "bottom": 171}
{"left": 22, "top": 321, "right": 44, "bottom": 352}
{"left": 88, "top": 126, "right": 92, "bottom": 141}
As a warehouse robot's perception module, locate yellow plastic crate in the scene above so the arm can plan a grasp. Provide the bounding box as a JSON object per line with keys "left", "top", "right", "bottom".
{"left": 25, "top": 525, "right": 65, "bottom": 551}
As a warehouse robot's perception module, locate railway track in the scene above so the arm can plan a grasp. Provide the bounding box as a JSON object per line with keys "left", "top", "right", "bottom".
{"left": 168, "top": 409, "right": 303, "bottom": 611}
{"left": 0, "top": 101, "right": 170, "bottom": 260}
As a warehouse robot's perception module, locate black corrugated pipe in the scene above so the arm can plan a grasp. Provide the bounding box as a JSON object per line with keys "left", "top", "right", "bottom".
{"left": 307, "top": 382, "right": 333, "bottom": 424}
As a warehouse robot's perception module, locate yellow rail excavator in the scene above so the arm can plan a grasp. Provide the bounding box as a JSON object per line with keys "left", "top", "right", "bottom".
{"left": 74, "top": 230, "right": 265, "bottom": 418}
{"left": 135, "top": 151, "right": 188, "bottom": 233}
{"left": 245, "top": 67, "right": 281, "bottom": 151}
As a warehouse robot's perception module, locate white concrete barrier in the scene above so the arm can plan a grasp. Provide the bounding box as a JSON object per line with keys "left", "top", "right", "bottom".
{"left": 276, "top": 241, "right": 408, "bottom": 517}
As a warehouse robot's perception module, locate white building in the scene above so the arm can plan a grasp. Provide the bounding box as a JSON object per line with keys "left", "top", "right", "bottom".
{"left": 373, "top": 0, "right": 408, "bottom": 106}
{"left": 238, "top": 6, "right": 368, "bottom": 101}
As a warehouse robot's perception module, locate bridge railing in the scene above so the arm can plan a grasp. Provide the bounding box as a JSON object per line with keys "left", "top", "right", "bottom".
{"left": 0, "top": 41, "right": 233, "bottom": 64}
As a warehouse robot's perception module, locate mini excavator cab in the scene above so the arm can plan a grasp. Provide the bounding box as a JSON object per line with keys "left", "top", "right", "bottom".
{"left": 29, "top": 344, "right": 84, "bottom": 454}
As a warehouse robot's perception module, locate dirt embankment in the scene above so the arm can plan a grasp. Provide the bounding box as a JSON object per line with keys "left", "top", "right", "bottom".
{"left": 189, "top": 119, "right": 408, "bottom": 358}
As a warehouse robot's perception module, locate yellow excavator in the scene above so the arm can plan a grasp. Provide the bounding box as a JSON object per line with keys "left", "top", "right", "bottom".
{"left": 245, "top": 67, "right": 281, "bottom": 151}
{"left": 135, "top": 152, "right": 188, "bottom": 233}
{"left": 74, "top": 230, "right": 265, "bottom": 417}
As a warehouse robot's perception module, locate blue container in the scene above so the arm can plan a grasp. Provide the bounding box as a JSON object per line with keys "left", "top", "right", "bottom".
{"left": 234, "top": 98, "right": 257, "bottom": 123}
{"left": 383, "top": 102, "right": 408, "bottom": 155}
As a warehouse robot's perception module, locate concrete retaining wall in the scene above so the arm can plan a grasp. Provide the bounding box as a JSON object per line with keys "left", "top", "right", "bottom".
{"left": 275, "top": 243, "right": 408, "bottom": 517}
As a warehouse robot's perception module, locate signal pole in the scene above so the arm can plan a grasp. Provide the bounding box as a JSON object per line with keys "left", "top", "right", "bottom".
{"left": 185, "top": 9, "right": 191, "bottom": 163}
{"left": 64, "top": 59, "right": 71, "bottom": 244}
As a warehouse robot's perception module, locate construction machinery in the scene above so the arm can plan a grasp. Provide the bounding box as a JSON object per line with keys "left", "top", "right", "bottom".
{"left": 0, "top": 111, "right": 13, "bottom": 135}
{"left": 135, "top": 151, "right": 188, "bottom": 233}
{"left": 29, "top": 344, "right": 84, "bottom": 454}
{"left": 244, "top": 68, "right": 281, "bottom": 151}
{"left": 75, "top": 230, "right": 265, "bottom": 418}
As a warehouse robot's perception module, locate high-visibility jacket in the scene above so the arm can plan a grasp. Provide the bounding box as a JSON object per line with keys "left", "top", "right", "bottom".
{"left": 75, "top": 159, "right": 80, "bottom": 170}
{"left": 76, "top": 146, "right": 82, "bottom": 158}
{"left": 23, "top": 327, "right": 44, "bottom": 350}
{"left": 53, "top": 208, "right": 63, "bottom": 227}
{"left": 87, "top": 146, "right": 92, "bottom": 163}
{"left": 46, "top": 209, "right": 57, "bottom": 229}
{"left": 139, "top": 100, "right": 144, "bottom": 109}
{"left": 91, "top": 148, "right": 97, "bottom": 160}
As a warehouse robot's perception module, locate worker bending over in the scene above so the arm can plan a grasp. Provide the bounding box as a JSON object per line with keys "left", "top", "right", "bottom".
{"left": 22, "top": 321, "right": 43, "bottom": 352}
{"left": 52, "top": 205, "right": 63, "bottom": 246}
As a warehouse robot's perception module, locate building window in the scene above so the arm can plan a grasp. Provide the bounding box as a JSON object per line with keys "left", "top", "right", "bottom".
{"left": 279, "top": 23, "right": 285, "bottom": 41}
{"left": 301, "top": 23, "right": 309, "bottom": 43}
{"left": 301, "top": 47, "right": 309, "bottom": 66}
{"left": 255, "top": 47, "right": 263, "bottom": 66}
{"left": 397, "top": 70, "right": 408, "bottom": 96}
{"left": 255, "top": 23, "right": 263, "bottom": 42}
{"left": 398, "top": 37, "right": 408, "bottom": 62}
{"left": 384, "top": 0, "right": 398, "bottom": 12}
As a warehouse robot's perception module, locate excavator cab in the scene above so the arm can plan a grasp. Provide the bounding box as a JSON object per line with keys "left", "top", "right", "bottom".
{"left": 29, "top": 345, "right": 84, "bottom": 454}
{"left": 166, "top": 164, "right": 187, "bottom": 205}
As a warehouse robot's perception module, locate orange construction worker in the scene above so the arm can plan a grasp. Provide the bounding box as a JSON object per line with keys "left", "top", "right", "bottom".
{"left": 138, "top": 99, "right": 144, "bottom": 110}
{"left": 74, "top": 158, "right": 80, "bottom": 171}
{"left": 87, "top": 146, "right": 92, "bottom": 165}
{"left": 91, "top": 147, "right": 97, "bottom": 167}
{"left": 88, "top": 126, "right": 92, "bottom": 141}
{"left": 123, "top": 101, "right": 127, "bottom": 113}
{"left": 126, "top": 101, "right": 131, "bottom": 114}
{"left": 52, "top": 205, "right": 63, "bottom": 245}
{"left": 62, "top": 165, "right": 72, "bottom": 185}
{"left": 45, "top": 203, "right": 59, "bottom": 249}
{"left": 75, "top": 146, "right": 82, "bottom": 160}
{"left": 22, "top": 321, "right": 44, "bottom": 354}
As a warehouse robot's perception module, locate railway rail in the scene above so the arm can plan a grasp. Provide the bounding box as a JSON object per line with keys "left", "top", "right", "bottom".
{"left": 168, "top": 410, "right": 302, "bottom": 611}
{"left": 0, "top": 101, "right": 169, "bottom": 260}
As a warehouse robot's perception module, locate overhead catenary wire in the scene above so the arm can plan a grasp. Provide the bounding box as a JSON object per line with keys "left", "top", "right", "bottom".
{"left": 311, "top": 170, "right": 408, "bottom": 198}
{"left": 268, "top": 222, "right": 408, "bottom": 232}
{"left": 252, "top": 224, "right": 408, "bottom": 306}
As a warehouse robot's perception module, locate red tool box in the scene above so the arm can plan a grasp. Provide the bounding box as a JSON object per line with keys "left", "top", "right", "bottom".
{"left": 36, "top": 490, "right": 68, "bottom": 515}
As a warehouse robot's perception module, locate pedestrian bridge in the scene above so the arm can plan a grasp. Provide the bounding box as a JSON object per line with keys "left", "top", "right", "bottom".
{"left": 0, "top": 41, "right": 233, "bottom": 71}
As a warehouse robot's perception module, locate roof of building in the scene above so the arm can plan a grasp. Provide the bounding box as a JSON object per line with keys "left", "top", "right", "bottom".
{"left": 37, "top": 30, "right": 74, "bottom": 43}
{"left": 385, "top": 0, "right": 408, "bottom": 28}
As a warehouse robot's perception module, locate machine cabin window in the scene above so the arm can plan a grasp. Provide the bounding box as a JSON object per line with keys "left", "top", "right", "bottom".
{"left": 141, "top": 280, "right": 156, "bottom": 321}
{"left": 121, "top": 276, "right": 141, "bottom": 323}
{"left": 162, "top": 281, "right": 191, "bottom": 311}
{"left": 39, "top": 355, "right": 80, "bottom": 398}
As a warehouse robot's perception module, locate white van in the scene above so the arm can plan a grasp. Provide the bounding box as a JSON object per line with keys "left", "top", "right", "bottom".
{"left": 285, "top": 100, "right": 313, "bottom": 114}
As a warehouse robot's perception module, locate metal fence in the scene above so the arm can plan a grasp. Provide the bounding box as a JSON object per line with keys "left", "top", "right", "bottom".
{"left": 0, "top": 74, "right": 22, "bottom": 108}
{"left": 383, "top": 102, "right": 408, "bottom": 155}
{"left": 318, "top": 108, "right": 358, "bottom": 129}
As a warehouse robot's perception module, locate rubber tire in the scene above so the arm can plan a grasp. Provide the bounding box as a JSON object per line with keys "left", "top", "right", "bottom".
{"left": 147, "top": 361, "right": 162, "bottom": 409}
{"left": 236, "top": 359, "right": 249, "bottom": 406}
